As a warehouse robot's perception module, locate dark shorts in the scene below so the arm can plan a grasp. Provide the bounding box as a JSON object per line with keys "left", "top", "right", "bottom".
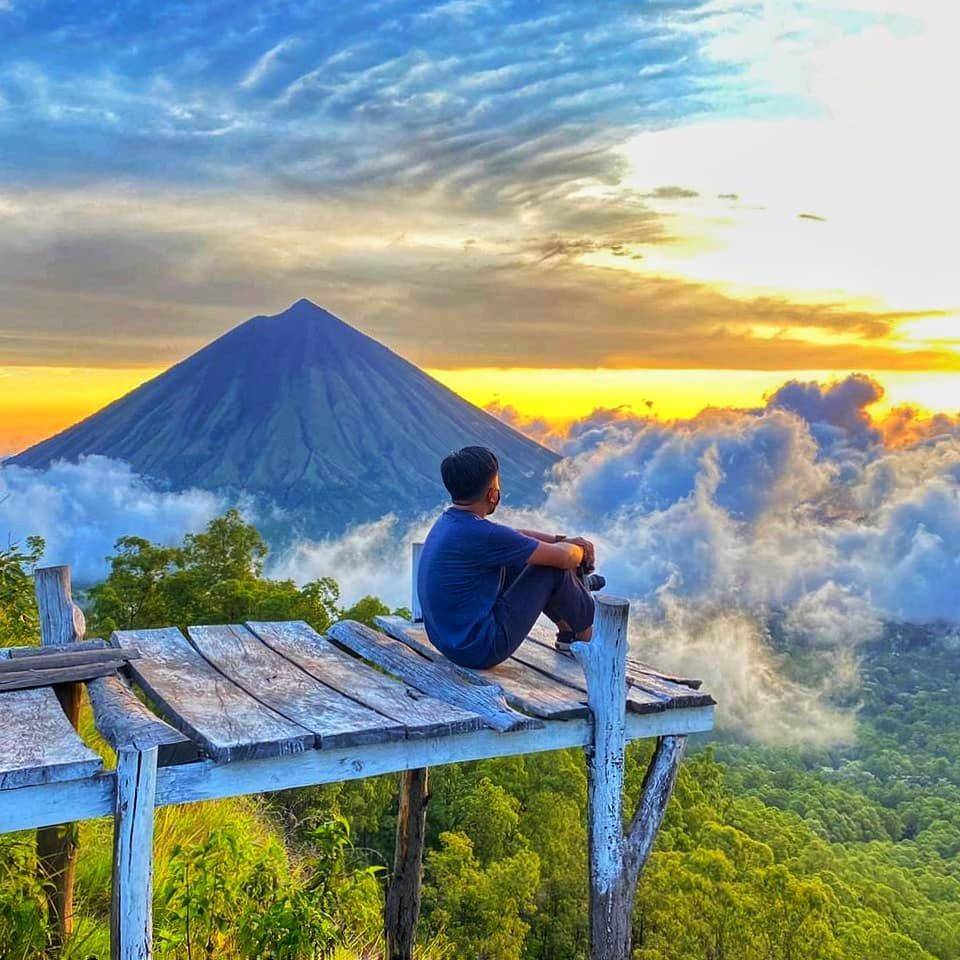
{"left": 446, "top": 559, "right": 595, "bottom": 670}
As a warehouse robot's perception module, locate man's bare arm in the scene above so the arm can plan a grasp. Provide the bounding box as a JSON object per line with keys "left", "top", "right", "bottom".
{"left": 526, "top": 540, "right": 584, "bottom": 570}
{"left": 519, "top": 529, "right": 596, "bottom": 569}
{"left": 516, "top": 528, "right": 563, "bottom": 543}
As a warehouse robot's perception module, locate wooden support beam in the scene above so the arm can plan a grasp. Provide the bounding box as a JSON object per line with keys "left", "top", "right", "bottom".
{"left": 34, "top": 565, "right": 86, "bottom": 952}
{"left": 384, "top": 542, "right": 429, "bottom": 959}
{"left": 572, "top": 596, "right": 687, "bottom": 960}
{"left": 385, "top": 767, "right": 429, "bottom": 960}
{"left": 111, "top": 746, "right": 159, "bottom": 960}
{"left": 0, "top": 706, "right": 714, "bottom": 834}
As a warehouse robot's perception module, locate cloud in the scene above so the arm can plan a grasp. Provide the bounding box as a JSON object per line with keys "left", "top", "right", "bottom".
{"left": 0, "top": 183, "right": 949, "bottom": 372}
{"left": 0, "top": 1, "right": 712, "bottom": 201}
{"left": 268, "top": 512, "right": 434, "bottom": 607}
{"left": 643, "top": 185, "right": 700, "bottom": 199}
{"left": 239, "top": 38, "right": 300, "bottom": 92}
{"left": 477, "top": 375, "right": 959, "bottom": 742}
{"left": 6, "top": 373, "right": 958, "bottom": 746}
{"left": 0, "top": 455, "right": 228, "bottom": 584}
{"left": 880, "top": 405, "right": 960, "bottom": 448}
{"left": 0, "top": 4, "right": 955, "bottom": 375}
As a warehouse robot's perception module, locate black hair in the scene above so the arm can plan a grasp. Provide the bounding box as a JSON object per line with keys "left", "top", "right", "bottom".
{"left": 441, "top": 446, "right": 500, "bottom": 502}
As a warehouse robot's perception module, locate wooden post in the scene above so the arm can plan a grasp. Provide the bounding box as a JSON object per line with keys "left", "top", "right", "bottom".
{"left": 34, "top": 565, "right": 86, "bottom": 950}
{"left": 384, "top": 543, "right": 429, "bottom": 959}
{"left": 410, "top": 542, "right": 424, "bottom": 622}
{"left": 384, "top": 767, "right": 429, "bottom": 960}
{"left": 111, "top": 746, "right": 159, "bottom": 960}
{"left": 572, "top": 596, "right": 687, "bottom": 960}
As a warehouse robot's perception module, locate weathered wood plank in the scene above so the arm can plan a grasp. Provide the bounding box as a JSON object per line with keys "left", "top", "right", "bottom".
{"left": 375, "top": 615, "right": 591, "bottom": 720}
{"left": 626, "top": 659, "right": 703, "bottom": 690}
{"left": 111, "top": 747, "right": 158, "bottom": 960}
{"left": 622, "top": 672, "right": 714, "bottom": 709}
{"left": 507, "top": 636, "right": 669, "bottom": 715}
{"left": 0, "top": 706, "right": 716, "bottom": 833}
{"left": 247, "top": 621, "right": 483, "bottom": 739}
{"left": 526, "top": 623, "right": 708, "bottom": 695}
{"left": 188, "top": 624, "right": 406, "bottom": 749}
{"left": 0, "top": 687, "right": 103, "bottom": 790}
{"left": 0, "top": 659, "right": 129, "bottom": 693}
{"left": 86, "top": 674, "right": 197, "bottom": 767}
{"left": 0, "top": 646, "right": 139, "bottom": 673}
{"left": 112, "top": 628, "right": 314, "bottom": 763}
{"left": 1, "top": 639, "right": 107, "bottom": 658}
{"left": 328, "top": 621, "right": 539, "bottom": 733}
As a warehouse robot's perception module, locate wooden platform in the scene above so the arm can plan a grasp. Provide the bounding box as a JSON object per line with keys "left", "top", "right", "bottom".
{"left": 0, "top": 617, "right": 713, "bottom": 832}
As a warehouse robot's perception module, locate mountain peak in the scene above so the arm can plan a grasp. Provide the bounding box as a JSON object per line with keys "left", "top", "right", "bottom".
{"left": 283, "top": 297, "right": 328, "bottom": 316}
{"left": 11, "top": 302, "right": 559, "bottom": 538}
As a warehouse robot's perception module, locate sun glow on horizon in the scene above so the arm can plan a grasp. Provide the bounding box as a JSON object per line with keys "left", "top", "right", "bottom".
{"left": 3, "top": 363, "right": 958, "bottom": 457}
{"left": 428, "top": 367, "right": 960, "bottom": 425}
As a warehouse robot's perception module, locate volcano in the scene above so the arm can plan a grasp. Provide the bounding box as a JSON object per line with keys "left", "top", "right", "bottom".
{"left": 11, "top": 299, "right": 559, "bottom": 536}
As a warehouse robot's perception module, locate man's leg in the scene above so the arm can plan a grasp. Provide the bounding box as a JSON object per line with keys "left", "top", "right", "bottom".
{"left": 489, "top": 565, "right": 595, "bottom": 665}
{"left": 543, "top": 571, "right": 595, "bottom": 643}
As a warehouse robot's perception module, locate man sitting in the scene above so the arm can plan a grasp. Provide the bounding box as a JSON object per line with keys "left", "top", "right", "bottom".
{"left": 418, "top": 445, "right": 604, "bottom": 669}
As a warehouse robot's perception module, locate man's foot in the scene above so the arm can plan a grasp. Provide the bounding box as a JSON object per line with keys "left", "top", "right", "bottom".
{"left": 554, "top": 629, "right": 577, "bottom": 655}
{"left": 579, "top": 570, "right": 606, "bottom": 592}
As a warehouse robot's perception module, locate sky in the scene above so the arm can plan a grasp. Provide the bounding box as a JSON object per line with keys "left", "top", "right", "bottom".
{"left": 1, "top": 0, "right": 958, "bottom": 452}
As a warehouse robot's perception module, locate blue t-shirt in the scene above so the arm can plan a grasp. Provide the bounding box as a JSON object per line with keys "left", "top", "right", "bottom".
{"left": 418, "top": 508, "right": 539, "bottom": 666}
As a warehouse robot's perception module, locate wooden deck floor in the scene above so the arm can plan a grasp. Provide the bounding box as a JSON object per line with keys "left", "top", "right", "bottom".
{"left": 0, "top": 617, "right": 714, "bottom": 832}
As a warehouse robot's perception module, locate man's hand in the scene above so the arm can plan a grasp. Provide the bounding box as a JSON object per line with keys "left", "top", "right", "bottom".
{"left": 568, "top": 537, "right": 596, "bottom": 570}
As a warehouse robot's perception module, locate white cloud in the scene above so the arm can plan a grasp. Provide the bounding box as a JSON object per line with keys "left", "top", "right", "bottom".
{"left": 0, "top": 455, "right": 227, "bottom": 584}
{"left": 239, "top": 38, "right": 298, "bottom": 91}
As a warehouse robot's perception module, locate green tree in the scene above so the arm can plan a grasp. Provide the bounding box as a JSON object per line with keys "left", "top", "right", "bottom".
{"left": 0, "top": 536, "right": 44, "bottom": 646}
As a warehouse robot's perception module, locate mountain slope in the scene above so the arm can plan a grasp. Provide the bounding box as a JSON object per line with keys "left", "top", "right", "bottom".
{"left": 11, "top": 299, "right": 560, "bottom": 536}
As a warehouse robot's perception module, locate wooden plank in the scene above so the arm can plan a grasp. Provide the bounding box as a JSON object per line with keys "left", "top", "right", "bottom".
{"left": 626, "top": 659, "right": 703, "bottom": 690}
{"left": 526, "top": 623, "right": 707, "bottom": 693}
{"left": 111, "top": 747, "right": 158, "bottom": 960}
{"left": 533, "top": 635, "right": 712, "bottom": 705}
{"left": 328, "top": 622, "right": 539, "bottom": 733}
{"left": 374, "top": 615, "right": 591, "bottom": 720}
{"left": 0, "top": 774, "right": 116, "bottom": 833}
{"left": 188, "top": 624, "right": 406, "bottom": 749}
{"left": 247, "top": 621, "right": 483, "bottom": 739}
{"left": 86, "top": 674, "right": 198, "bottom": 766}
{"left": 1, "top": 639, "right": 107, "bottom": 658}
{"left": 378, "top": 615, "right": 715, "bottom": 711}
{"left": 0, "top": 659, "right": 129, "bottom": 693}
{"left": 113, "top": 628, "right": 314, "bottom": 763}
{"left": 0, "top": 687, "right": 103, "bottom": 790}
{"left": 524, "top": 627, "right": 713, "bottom": 707}
{"left": 0, "top": 646, "right": 139, "bottom": 674}
{"left": 0, "top": 706, "right": 717, "bottom": 833}
{"left": 508, "top": 636, "right": 669, "bottom": 715}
